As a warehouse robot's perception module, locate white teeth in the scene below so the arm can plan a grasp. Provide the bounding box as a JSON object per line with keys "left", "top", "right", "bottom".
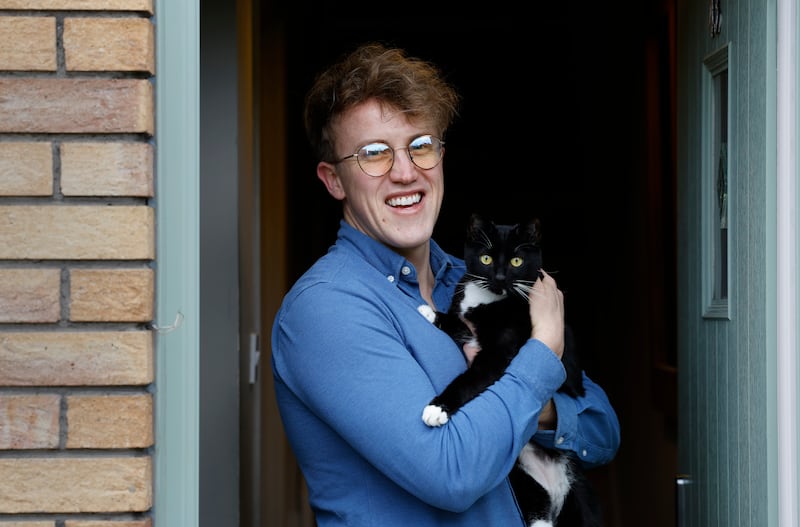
{"left": 387, "top": 193, "right": 422, "bottom": 207}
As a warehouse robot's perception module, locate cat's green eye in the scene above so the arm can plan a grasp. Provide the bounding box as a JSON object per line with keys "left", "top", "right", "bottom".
{"left": 480, "top": 254, "right": 492, "bottom": 265}
{"left": 510, "top": 257, "right": 523, "bottom": 267}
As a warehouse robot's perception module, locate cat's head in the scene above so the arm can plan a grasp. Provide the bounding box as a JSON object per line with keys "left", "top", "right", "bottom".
{"left": 463, "top": 213, "right": 543, "bottom": 298}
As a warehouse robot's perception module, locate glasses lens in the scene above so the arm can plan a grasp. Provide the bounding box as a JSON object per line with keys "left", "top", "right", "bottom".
{"left": 351, "top": 136, "right": 443, "bottom": 176}
{"left": 357, "top": 142, "right": 393, "bottom": 177}
{"left": 408, "top": 135, "right": 443, "bottom": 170}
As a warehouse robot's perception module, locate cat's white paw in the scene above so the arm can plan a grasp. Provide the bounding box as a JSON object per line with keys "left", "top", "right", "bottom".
{"left": 417, "top": 304, "right": 437, "bottom": 324}
{"left": 422, "top": 404, "right": 449, "bottom": 426}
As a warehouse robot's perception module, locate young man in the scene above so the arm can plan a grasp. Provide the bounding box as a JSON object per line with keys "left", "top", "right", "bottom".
{"left": 271, "top": 42, "right": 620, "bottom": 526}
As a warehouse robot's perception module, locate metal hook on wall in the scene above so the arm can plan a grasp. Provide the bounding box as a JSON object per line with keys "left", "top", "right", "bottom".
{"left": 150, "top": 311, "right": 184, "bottom": 334}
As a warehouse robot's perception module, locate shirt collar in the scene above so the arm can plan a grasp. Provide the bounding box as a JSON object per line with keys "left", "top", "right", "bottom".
{"left": 335, "top": 219, "right": 458, "bottom": 287}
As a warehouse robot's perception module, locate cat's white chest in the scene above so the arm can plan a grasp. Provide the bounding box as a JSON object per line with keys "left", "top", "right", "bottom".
{"left": 459, "top": 281, "right": 505, "bottom": 312}
{"left": 517, "top": 443, "right": 573, "bottom": 524}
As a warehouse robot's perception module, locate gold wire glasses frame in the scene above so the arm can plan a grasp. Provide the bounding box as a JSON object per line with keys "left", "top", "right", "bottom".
{"left": 335, "top": 134, "right": 445, "bottom": 177}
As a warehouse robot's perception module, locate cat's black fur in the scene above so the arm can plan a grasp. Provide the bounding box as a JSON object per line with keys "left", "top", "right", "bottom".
{"left": 419, "top": 213, "right": 602, "bottom": 527}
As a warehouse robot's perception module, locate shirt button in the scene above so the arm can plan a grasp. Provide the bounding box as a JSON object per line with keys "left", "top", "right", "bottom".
{"left": 556, "top": 436, "right": 565, "bottom": 445}
{"left": 387, "top": 275, "right": 395, "bottom": 283}
{"left": 581, "top": 449, "right": 588, "bottom": 457}
{"left": 401, "top": 266, "right": 411, "bottom": 276}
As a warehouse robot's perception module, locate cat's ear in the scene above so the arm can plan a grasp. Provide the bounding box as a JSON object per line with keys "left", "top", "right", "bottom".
{"left": 466, "top": 213, "right": 496, "bottom": 244}
{"left": 467, "top": 213, "right": 489, "bottom": 232}
{"left": 316, "top": 162, "right": 346, "bottom": 201}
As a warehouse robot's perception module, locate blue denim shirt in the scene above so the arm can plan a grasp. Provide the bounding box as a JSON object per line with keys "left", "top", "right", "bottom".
{"left": 271, "top": 220, "right": 620, "bottom": 527}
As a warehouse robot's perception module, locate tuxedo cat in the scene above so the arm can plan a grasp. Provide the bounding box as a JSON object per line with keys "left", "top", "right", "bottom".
{"left": 418, "top": 214, "right": 601, "bottom": 527}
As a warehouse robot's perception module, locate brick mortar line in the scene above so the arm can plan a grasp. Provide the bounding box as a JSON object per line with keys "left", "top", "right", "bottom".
{"left": 0, "top": 513, "right": 151, "bottom": 523}
{"left": 0, "top": 449, "right": 152, "bottom": 458}
{"left": 0, "top": 325, "right": 152, "bottom": 332}
{"left": 0, "top": 197, "right": 151, "bottom": 204}
{"left": 0, "top": 321, "right": 155, "bottom": 328}
{"left": 0, "top": 261, "right": 154, "bottom": 267}
{"left": 0, "top": 323, "right": 154, "bottom": 331}
{"left": 0, "top": 387, "right": 150, "bottom": 395}
{"left": 0, "top": 261, "right": 153, "bottom": 266}
{"left": 52, "top": 141, "right": 62, "bottom": 199}
{"left": 0, "top": 514, "right": 68, "bottom": 524}
{"left": 0, "top": 133, "right": 151, "bottom": 141}
{"left": 58, "top": 390, "right": 68, "bottom": 448}
{"left": 59, "top": 266, "right": 70, "bottom": 323}
{"left": 55, "top": 13, "right": 65, "bottom": 76}
{"left": 0, "top": 71, "right": 151, "bottom": 78}
{"left": 0, "top": 10, "right": 152, "bottom": 17}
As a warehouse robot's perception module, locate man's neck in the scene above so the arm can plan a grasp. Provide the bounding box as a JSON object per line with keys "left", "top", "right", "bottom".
{"left": 411, "top": 249, "right": 435, "bottom": 309}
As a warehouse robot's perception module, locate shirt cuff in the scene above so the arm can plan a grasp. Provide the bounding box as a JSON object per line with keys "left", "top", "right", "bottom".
{"left": 532, "top": 390, "right": 608, "bottom": 467}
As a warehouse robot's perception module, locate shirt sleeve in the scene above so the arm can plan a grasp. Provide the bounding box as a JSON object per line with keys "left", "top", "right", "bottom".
{"left": 271, "top": 279, "right": 567, "bottom": 512}
{"left": 531, "top": 371, "right": 621, "bottom": 469}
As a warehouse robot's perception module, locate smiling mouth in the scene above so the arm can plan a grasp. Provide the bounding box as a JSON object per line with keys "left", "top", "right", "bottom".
{"left": 386, "top": 192, "right": 422, "bottom": 207}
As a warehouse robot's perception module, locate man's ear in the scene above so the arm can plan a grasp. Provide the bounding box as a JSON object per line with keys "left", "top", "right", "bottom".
{"left": 317, "top": 162, "right": 346, "bottom": 200}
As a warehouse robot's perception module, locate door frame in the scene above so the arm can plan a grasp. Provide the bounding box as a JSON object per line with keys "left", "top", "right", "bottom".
{"left": 154, "top": 0, "right": 201, "bottom": 526}
{"left": 775, "top": 0, "right": 799, "bottom": 524}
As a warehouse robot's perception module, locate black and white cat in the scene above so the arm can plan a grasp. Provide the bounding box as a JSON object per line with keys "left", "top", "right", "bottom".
{"left": 418, "top": 213, "right": 601, "bottom": 527}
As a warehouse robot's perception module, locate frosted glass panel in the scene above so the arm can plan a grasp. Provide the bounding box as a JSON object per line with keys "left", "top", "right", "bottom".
{"left": 702, "top": 46, "right": 730, "bottom": 319}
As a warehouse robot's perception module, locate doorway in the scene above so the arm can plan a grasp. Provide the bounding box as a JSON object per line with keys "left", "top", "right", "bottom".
{"left": 248, "top": 2, "right": 679, "bottom": 526}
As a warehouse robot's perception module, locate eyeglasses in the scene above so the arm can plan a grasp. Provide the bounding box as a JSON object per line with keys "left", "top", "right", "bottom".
{"left": 335, "top": 134, "right": 445, "bottom": 177}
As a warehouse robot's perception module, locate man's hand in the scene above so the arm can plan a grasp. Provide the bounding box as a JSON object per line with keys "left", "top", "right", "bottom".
{"left": 529, "top": 270, "right": 565, "bottom": 358}
{"left": 461, "top": 318, "right": 480, "bottom": 365}
{"left": 538, "top": 399, "right": 557, "bottom": 430}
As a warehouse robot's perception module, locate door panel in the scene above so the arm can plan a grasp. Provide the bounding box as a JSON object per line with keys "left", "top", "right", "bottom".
{"left": 676, "top": 0, "right": 773, "bottom": 525}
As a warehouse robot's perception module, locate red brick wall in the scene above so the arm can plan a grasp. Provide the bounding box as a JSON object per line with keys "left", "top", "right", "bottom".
{"left": 0, "top": 1, "right": 155, "bottom": 526}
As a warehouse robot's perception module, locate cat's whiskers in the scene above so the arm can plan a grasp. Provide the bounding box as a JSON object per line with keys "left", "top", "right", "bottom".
{"left": 512, "top": 283, "right": 534, "bottom": 302}
{"left": 453, "top": 273, "right": 483, "bottom": 296}
{"left": 465, "top": 275, "right": 492, "bottom": 292}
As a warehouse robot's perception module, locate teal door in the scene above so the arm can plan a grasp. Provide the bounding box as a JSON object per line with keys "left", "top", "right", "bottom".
{"left": 676, "top": 0, "right": 776, "bottom": 525}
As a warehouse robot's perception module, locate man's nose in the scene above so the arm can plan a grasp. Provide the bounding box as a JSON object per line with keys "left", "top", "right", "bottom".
{"left": 387, "top": 149, "right": 417, "bottom": 183}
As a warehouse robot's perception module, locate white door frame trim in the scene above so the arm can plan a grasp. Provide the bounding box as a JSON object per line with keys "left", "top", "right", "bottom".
{"left": 776, "top": 0, "right": 798, "bottom": 524}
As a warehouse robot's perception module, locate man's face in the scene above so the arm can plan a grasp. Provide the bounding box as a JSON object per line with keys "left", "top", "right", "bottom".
{"left": 316, "top": 100, "right": 445, "bottom": 260}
